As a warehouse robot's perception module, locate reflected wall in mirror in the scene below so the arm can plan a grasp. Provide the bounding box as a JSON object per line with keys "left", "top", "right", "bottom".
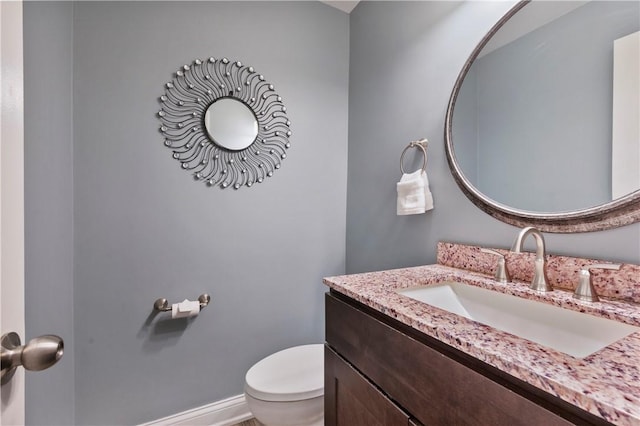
{"left": 445, "top": 0, "right": 640, "bottom": 232}
{"left": 158, "top": 57, "right": 292, "bottom": 190}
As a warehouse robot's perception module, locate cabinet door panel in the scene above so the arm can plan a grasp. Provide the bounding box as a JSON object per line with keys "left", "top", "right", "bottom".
{"left": 325, "top": 346, "right": 409, "bottom": 426}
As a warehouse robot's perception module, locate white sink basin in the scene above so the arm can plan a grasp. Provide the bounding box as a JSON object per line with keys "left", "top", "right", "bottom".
{"left": 397, "top": 281, "right": 639, "bottom": 358}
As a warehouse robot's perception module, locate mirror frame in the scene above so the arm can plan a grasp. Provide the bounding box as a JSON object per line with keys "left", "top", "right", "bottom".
{"left": 444, "top": 0, "right": 640, "bottom": 232}
{"left": 158, "top": 57, "right": 292, "bottom": 190}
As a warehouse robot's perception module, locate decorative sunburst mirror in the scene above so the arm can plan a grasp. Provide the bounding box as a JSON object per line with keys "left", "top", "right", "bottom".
{"left": 158, "top": 57, "right": 292, "bottom": 189}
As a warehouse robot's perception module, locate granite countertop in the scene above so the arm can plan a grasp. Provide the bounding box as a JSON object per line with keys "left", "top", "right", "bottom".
{"left": 323, "top": 263, "right": 640, "bottom": 425}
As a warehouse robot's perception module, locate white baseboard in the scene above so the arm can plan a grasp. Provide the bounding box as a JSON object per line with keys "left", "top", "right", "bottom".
{"left": 139, "top": 394, "right": 253, "bottom": 426}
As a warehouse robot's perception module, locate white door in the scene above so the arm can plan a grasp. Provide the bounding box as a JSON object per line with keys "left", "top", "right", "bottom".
{"left": 0, "top": 0, "right": 25, "bottom": 424}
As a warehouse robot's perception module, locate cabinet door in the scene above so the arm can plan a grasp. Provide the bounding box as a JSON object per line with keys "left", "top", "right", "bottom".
{"left": 325, "top": 346, "right": 410, "bottom": 426}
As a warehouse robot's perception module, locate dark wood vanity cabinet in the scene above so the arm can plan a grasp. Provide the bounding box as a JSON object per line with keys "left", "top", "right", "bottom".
{"left": 325, "top": 291, "right": 612, "bottom": 426}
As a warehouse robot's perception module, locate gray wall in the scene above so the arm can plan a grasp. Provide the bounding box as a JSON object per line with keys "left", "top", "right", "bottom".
{"left": 25, "top": 1, "right": 348, "bottom": 424}
{"left": 24, "top": 2, "right": 75, "bottom": 425}
{"left": 346, "top": 0, "right": 640, "bottom": 275}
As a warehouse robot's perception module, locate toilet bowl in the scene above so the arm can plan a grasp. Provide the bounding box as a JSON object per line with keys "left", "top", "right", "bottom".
{"left": 244, "top": 344, "right": 324, "bottom": 426}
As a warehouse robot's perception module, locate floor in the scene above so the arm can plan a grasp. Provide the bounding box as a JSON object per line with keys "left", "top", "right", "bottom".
{"left": 233, "top": 419, "right": 261, "bottom": 426}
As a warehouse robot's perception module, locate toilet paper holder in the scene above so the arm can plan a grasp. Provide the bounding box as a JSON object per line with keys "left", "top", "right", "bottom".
{"left": 153, "top": 294, "right": 211, "bottom": 312}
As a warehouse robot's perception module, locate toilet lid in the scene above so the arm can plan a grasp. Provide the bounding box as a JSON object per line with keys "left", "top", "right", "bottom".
{"left": 245, "top": 344, "right": 324, "bottom": 402}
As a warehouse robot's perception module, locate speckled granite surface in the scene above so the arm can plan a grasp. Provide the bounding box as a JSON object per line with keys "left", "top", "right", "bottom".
{"left": 438, "top": 242, "right": 640, "bottom": 303}
{"left": 323, "top": 243, "right": 640, "bottom": 425}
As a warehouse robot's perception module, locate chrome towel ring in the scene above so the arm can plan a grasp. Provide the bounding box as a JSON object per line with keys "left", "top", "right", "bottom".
{"left": 400, "top": 138, "right": 428, "bottom": 174}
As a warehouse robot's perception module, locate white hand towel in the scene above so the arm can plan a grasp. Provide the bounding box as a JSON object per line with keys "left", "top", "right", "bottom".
{"left": 397, "top": 169, "right": 434, "bottom": 215}
{"left": 397, "top": 169, "right": 425, "bottom": 215}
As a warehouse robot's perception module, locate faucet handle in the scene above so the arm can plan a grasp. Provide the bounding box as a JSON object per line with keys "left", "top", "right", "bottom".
{"left": 573, "top": 263, "right": 621, "bottom": 302}
{"left": 480, "top": 248, "right": 511, "bottom": 283}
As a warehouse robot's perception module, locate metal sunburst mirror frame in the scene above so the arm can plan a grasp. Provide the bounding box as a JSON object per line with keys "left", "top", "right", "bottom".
{"left": 158, "top": 57, "right": 292, "bottom": 189}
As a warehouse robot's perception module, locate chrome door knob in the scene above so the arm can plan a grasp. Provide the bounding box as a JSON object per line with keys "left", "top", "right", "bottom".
{"left": 1, "top": 332, "right": 63, "bottom": 385}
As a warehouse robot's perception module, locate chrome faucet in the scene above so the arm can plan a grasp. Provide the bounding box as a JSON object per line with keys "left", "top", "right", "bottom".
{"left": 511, "top": 226, "right": 552, "bottom": 292}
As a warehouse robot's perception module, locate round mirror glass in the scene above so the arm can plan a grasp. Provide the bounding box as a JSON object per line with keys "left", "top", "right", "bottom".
{"left": 450, "top": 0, "right": 639, "bottom": 213}
{"left": 204, "top": 98, "right": 258, "bottom": 151}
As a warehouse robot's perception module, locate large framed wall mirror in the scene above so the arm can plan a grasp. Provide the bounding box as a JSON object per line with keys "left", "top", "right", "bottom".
{"left": 445, "top": 0, "right": 640, "bottom": 232}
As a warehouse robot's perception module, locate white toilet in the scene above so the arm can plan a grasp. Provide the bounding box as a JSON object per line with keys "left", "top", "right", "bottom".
{"left": 244, "top": 344, "right": 324, "bottom": 426}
